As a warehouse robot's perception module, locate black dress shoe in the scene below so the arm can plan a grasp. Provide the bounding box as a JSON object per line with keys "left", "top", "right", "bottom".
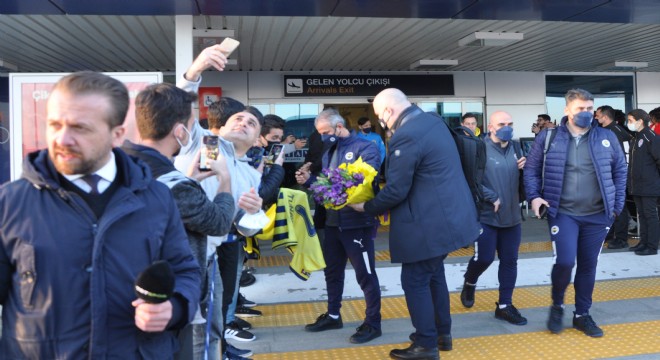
{"left": 390, "top": 344, "right": 439, "bottom": 360}
{"left": 635, "top": 247, "right": 657, "bottom": 256}
{"left": 349, "top": 323, "right": 382, "bottom": 344}
{"left": 408, "top": 333, "right": 452, "bottom": 351}
{"left": 629, "top": 243, "right": 646, "bottom": 252}
{"left": 304, "top": 313, "right": 342, "bottom": 332}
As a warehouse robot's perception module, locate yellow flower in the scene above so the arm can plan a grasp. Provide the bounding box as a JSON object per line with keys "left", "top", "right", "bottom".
{"left": 330, "top": 157, "right": 378, "bottom": 210}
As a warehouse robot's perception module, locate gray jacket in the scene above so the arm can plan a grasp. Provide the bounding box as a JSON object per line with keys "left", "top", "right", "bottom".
{"left": 479, "top": 137, "right": 522, "bottom": 228}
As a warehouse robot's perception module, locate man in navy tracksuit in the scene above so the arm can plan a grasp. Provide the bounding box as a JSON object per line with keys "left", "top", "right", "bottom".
{"left": 460, "top": 111, "right": 528, "bottom": 326}
{"left": 524, "top": 89, "right": 627, "bottom": 338}
{"left": 295, "top": 108, "right": 382, "bottom": 344}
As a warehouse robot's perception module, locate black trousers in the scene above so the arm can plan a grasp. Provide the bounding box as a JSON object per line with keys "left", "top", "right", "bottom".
{"left": 606, "top": 206, "right": 629, "bottom": 243}
{"left": 634, "top": 196, "right": 660, "bottom": 250}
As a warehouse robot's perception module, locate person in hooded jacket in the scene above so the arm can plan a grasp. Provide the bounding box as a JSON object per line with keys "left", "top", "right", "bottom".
{"left": 0, "top": 72, "right": 201, "bottom": 359}
{"left": 625, "top": 109, "right": 660, "bottom": 256}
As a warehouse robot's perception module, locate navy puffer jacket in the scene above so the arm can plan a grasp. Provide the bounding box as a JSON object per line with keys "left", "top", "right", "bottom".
{"left": 523, "top": 117, "right": 627, "bottom": 219}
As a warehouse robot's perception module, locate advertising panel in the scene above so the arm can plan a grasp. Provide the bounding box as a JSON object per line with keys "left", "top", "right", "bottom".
{"left": 9, "top": 72, "right": 162, "bottom": 180}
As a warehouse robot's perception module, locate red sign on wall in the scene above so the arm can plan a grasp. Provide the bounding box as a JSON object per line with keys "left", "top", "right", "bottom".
{"left": 19, "top": 82, "right": 152, "bottom": 156}
{"left": 198, "top": 87, "right": 222, "bottom": 120}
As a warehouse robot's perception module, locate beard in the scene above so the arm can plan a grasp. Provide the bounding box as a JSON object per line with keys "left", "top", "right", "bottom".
{"left": 50, "top": 145, "right": 105, "bottom": 175}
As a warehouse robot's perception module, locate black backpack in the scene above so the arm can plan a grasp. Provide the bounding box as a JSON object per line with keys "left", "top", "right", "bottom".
{"left": 430, "top": 112, "right": 486, "bottom": 216}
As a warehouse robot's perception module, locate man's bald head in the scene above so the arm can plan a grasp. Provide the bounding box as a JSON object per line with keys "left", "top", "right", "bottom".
{"left": 372, "top": 88, "right": 412, "bottom": 132}
{"left": 489, "top": 111, "right": 512, "bottom": 127}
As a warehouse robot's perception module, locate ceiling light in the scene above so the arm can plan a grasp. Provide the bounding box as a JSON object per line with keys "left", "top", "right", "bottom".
{"left": 410, "top": 59, "right": 458, "bottom": 70}
{"left": 0, "top": 59, "right": 18, "bottom": 71}
{"left": 458, "top": 32, "right": 524, "bottom": 47}
{"left": 614, "top": 61, "right": 648, "bottom": 70}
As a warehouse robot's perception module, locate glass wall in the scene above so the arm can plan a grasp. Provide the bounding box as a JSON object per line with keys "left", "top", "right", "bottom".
{"left": 417, "top": 100, "right": 484, "bottom": 133}
{"left": 545, "top": 75, "right": 634, "bottom": 124}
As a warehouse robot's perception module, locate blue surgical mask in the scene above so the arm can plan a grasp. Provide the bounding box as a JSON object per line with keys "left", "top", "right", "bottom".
{"left": 495, "top": 126, "right": 513, "bottom": 142}
{"left": 573, "top": 111, "right": 593, "bottom": 128}
{"left": 362, "top": 128, "right": 372, "bottom": 134}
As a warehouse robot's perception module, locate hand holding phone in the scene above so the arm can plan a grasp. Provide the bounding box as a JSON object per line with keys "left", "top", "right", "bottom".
{"left": 200, "top": 135, "right": 220, "bottom": 171}
{"left": 265, "top": 144, "right": 284, "bottom": 165}
{"left": 538, "top": 204, "right": 548, "bottom": 219}
{"left": 218, "top": 38, "right": 240, "bottom": 57}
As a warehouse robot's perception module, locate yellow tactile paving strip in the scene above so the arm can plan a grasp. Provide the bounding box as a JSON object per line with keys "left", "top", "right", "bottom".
{"left": 247, "top": 239, "right": 642, "bottom": 268}
{"left": 246, "top": 277, "right": 660, "bottom": 328}
{"left": 252, "top": 320, "right": 660, "bottom": 360}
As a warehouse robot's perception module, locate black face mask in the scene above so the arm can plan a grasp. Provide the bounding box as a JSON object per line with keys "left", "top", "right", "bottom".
{"left": 264, "top": 140, "right": 280, "bottom": 152}
{"left": 362, "top": 128, "right": 372, "bottom": 134}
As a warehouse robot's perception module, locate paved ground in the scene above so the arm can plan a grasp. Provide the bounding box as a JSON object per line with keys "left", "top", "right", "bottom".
{"left": 237, "top": 216, "right": 660, "bottom": 359}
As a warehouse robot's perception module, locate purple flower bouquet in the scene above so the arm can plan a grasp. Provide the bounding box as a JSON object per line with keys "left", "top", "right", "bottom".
{"left": 310, "top": 157, "right": 377, "bottom": 210}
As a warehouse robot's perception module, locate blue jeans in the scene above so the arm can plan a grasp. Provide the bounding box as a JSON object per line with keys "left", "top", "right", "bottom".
{"left": 225, "top": 243, "right": 245, "bottom": 324}
{"left": 191, "top": 256, "right": 223, "bottom": 360}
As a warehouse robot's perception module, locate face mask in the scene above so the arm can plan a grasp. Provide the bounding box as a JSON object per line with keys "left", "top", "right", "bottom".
{"left": 264, "top": 140, "right": 279, "bottom": 153}
{"left": 320, "top": 134, "right": 336, "bottom": 143}
{"left": 495, "top": 126, "right": 514, "bottom": 142}
{"left": 362, "top": 128, "right": 372, "bottom": 134}
{"left": 379, "top": 110, "right": 390, "bottom": 131}
{"left": 573, "top": 111, "right": 593, "bottom": 129}
{"left": 627, "top": 121, "right": 639, "bottom": 132}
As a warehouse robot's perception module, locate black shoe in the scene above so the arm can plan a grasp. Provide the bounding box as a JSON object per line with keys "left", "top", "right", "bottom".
{"left": 224, "top": 321, "right": 256, "bottom": 342}
{"left": 234, "top": 317, "right": 252, "bottom": 330}
{"left": 408, "top": 333, "right": 452, "bottom": 351}
{"left": 304, "top": 313, "right": 343, "bottom": 332}
{"left": 629, "top": 243, "right": 646, "bottom": 252}
{"left": 547, "top": 305, "right": 564, "bottom": 334}
{"left": 494, "top": 303, "right": 528, "bottom": 325}
{"left": 460, "top": 281, "right": 476, "bottom": 308}
{"left": 607, "top": 240, "right": 628, "bottom": 249}
{"left": 635, "top": 247, "right": 657, "bottom": 255}
{"left": 389, "top": 344, "right": 439, "bottom": 360}
{"left": 239, "top": 272, "right": 256, "bottom": 287}
{"left": 349, "top": 323, "right": 382, "bottom": 344}
{"left": 573, "top": 313, "right": 604, "bottom": 337}
{"left": 226, "top": 344, "right": 253, "bottom": 358}
{"left": 238, "top": 293, "right": 257, "bottom": 308}
{"left": 235, "top": 306, "right": 262, "bottom": 318}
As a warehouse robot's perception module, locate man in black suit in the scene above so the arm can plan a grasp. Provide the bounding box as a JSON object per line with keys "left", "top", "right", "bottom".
{"left": 351, "top": 88, "right": 480, "bottom": 360}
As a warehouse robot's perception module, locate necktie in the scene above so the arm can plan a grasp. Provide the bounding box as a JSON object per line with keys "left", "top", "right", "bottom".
{"left": 82, "top": 174, "right": 102, "bottom": 195}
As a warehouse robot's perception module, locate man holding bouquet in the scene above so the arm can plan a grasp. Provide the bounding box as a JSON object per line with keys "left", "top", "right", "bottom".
{"left": 295, "top": 108, "right": 383, "bottom": 344}
{"left": 351, "top": 88, "right": 480, "bottom": 360}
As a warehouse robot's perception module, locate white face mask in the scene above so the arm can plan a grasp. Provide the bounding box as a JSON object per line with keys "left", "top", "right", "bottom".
{"left": 627, "top": 121, "right": 639, "bottom": 132}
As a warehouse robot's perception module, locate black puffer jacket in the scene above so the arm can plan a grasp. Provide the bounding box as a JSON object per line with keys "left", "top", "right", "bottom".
{"left": 628, "top": 127, "right": 660, "bottom": 196}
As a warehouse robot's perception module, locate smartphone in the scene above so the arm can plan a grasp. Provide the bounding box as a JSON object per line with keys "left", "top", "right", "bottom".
{"left": 265, "top": 144, "right": 284, "bottom": 164}
{"left": 538, "top": 204, "right": 548, "bottom": 219}
{"left": 218, "top": 38, "right": 240, "bottom": 57}
{"left": 199, "top": 135, "right": 219, "bottom": 171}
